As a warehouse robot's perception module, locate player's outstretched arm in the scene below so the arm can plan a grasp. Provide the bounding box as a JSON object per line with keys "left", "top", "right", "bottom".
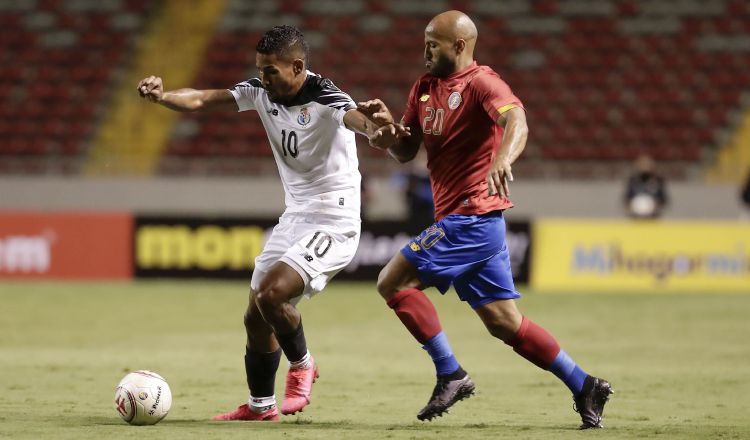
{"left": 369, "top": 121, "right": 421, "bottom": 163}
{"left": 356, "top": 99, "right": 395, "bottom": 126}
{"left": 357, "top": 99, "right": 421, "bottom": 163}
{"left": 343, "top": 109, "right": 400, "bottom": 136}
{"left": 343, "top": 109, "right": 411, "bottom": 153}
{"left": 488, "top": 107, "right": 528, "bottom": 198}
{"left": 137, "top": 75, "right": 237, "bottom": 112}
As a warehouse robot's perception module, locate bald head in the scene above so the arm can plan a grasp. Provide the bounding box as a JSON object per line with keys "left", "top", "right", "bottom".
{"left": 423, "top": 11, "right": 478, "bottom": 77}
{"left": 426, "top": 10, "right": 478, "bottom": 51}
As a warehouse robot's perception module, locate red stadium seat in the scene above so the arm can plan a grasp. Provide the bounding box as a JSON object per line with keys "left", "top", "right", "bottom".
{"left": 3, "top": 1, "right": 749, "bottom": 178}
{"left": 0, "top": 0, "right": 160, "bottom": 169}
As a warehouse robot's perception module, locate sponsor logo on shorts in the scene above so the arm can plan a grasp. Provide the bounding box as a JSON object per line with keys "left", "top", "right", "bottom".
{"left": 410, "top": 242, "right": 421, "bottom": 251}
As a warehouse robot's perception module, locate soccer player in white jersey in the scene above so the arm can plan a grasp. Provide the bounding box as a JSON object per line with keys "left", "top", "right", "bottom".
{"left": 138, "top": 25, "right": 405, "bottom": 421}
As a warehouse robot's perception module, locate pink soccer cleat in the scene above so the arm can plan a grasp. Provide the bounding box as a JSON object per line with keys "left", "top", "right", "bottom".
{"left": 281, "top": 357, "right": 320, "bottom": 415}
{"left": 212, "top": 404, "right": 279, "bottom": 422}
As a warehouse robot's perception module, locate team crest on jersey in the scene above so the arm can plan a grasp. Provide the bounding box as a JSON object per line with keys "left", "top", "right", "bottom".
{"left": 297, "top": 107, "right": 311, "bottom": 126}
{"left": 448, "top": 92, "right": 462, "bottom": 109}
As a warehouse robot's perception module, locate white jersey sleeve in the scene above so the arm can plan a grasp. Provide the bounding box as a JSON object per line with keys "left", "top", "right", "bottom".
{"left": 229, "top": 78, "right": 263, "bottom": 112}
{"left": 313, "top": 78, "right": 356, "bottom": 126}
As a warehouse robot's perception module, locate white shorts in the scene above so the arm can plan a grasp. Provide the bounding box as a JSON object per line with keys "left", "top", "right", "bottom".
{"left": 250, "top": 213, "right": 361, "bottom": 302}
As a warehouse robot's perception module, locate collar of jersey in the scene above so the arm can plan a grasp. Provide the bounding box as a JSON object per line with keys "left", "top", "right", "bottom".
{"left": 270, "top": 74, "right": 321, "bottom": 107}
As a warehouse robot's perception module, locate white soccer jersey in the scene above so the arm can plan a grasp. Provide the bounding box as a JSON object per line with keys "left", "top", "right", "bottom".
{"left": 229, "top": 72, "right": 361, "bottom": 220}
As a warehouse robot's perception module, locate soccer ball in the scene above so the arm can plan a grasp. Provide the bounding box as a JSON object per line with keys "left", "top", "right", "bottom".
{"left": 114, "top": 370, "right": 172, "bottom": 425}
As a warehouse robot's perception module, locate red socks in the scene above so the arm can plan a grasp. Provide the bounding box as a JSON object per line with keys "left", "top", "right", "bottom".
{"left": 387, "top": 290, "right": 560, "bottom": 372}
{"left": 506, "top": 316, "right": 561, "bottom": 369}
{"left": 386, "top": 288, "right": 442, "bottom": 344}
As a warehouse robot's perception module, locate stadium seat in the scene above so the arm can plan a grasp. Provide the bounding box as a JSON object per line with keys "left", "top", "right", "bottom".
{"left": 0, "top": 0, "right": 160, "bottom": 172}
{"left": 2, "top": 0, "right": 749, "bottom": 179}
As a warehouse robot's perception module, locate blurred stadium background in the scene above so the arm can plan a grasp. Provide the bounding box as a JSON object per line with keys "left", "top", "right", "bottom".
{"left": 1, "top": 0, "right": 749, "bottom": 438}
{"left": 1, "top": 0, "right": 749, "bottom": 287}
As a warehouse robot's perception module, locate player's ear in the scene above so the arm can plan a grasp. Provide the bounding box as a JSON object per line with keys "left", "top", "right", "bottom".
{"left": 454, "top": 39, "right": 466, "bottom": 55}
{"left": 292, "top": 58, "right": 305, "bottom": 75}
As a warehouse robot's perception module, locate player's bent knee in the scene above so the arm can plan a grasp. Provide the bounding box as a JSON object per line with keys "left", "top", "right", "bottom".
{"left": 254, "top": 287, "right": 282, "bottom": 314}
{"left": 485, "top": 323, "right": 515, "bottom": 342}
{"left": 377, "top": 269, "right": 422, "bottom": 301}
{"left": 476, "top": 301, "right": 523, "bottom": 342}
{"left": 255, "top": 276, "right": 300, "bottom": 314}
{"left": 376, "top": 270, "right": 397, "bottom": 300}
{"left": 484, "top": 313, "right": 523, "bottom": 342}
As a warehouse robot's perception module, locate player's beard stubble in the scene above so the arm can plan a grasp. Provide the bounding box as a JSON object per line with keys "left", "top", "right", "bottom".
{"left": 428, "top": 55, "right": 456, "bottom": 78}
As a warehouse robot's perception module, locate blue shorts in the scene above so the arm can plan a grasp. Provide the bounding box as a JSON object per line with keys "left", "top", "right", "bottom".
{"left": 400, "top": 211, "right": 520, "bottom": 309}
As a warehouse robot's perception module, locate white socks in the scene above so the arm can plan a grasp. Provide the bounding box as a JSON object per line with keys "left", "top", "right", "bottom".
{"left": 248, "top": 395, "right": 276, "bottom": 413}
{"left": 289, "top": 350, "right": 312, "bottom": 370}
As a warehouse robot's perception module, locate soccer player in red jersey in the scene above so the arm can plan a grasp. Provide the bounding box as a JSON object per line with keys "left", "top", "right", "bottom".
{"left": 360, "top": 10, "right": 613, "bottom": 429}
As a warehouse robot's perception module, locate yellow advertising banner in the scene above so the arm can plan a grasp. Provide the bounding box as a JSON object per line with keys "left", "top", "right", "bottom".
{"left": 532, "top": 220, "right": 750, "bottom": 292}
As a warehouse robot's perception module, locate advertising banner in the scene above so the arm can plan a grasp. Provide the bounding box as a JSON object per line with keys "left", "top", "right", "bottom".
{"left": 134, "top": 216, "right": 532, "bottom": 283}
{"left": 134, "top": 216, "right": 276, "bottom": 279}
{"left": 532, "top": 220, "right": 750, "bottom": 292}
{"left": 0, "top": 212, "right": 132, "bottom": 280}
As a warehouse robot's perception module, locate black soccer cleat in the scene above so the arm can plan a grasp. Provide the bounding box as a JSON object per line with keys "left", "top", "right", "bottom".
{"left": 574, "top": 376, "right": 614, "bottom": 429}
{"left": 416, "top": 375, "right": 476, "bottom": 421}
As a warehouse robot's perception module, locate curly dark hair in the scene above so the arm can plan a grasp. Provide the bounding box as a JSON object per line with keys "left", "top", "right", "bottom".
{"left": 256, "top": 25, "right": 309, "bottom": 64}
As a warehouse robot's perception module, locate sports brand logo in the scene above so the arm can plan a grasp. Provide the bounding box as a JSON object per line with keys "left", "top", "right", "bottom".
{"left": 448, "top": 92, "right": 462, "bottom": 109}
{"left": 297, "top": 107, "right": 311, "bottom": 126}
{"left": 266, "top": 108, "right": 279, "bottom": 116}
{"left": 115, "top": 396, "right": 127, "bottom": 416}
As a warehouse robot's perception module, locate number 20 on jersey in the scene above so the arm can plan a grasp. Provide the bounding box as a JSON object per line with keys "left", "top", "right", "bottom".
{"left": 423, "top": 107, "right": 444, "bottom": 135}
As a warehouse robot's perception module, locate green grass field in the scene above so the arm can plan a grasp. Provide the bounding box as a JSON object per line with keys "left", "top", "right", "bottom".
{"left": 1, "top": 281, "right": 749, "bottom": 439}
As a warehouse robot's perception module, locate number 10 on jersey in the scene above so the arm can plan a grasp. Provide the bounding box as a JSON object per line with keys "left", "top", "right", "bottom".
{"left": 281, "top": 129, "right": 298, "bottom": 157}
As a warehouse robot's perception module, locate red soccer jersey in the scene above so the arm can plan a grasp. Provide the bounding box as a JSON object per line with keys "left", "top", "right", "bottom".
{"left": 402, "top": 62, "right": 523, "bottom": 221}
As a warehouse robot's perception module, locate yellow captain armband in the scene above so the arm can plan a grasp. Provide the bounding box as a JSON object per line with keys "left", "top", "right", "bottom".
{"left": 497, "top": 104, "right": 518, "bottom": 114}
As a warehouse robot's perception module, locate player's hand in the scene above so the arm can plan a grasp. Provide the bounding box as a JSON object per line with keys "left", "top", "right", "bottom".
{"left": 487, "top": 156, "right": 513, "bottom": 198}
{"left": 369, "top": 123, "right": 410, "bottom": 150}
{"left": 357, "top": 99, "right": 395, "bottom": 126}
{"left": 137, "top": 76, "right": 163, "bottom": 103}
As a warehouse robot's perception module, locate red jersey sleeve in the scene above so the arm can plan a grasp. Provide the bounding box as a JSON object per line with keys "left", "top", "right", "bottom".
{"left": 471, "top": 71, "right": 523, "bottom": 122}
{"left": 401, "top": 79, "right": 422, "bottom": 128}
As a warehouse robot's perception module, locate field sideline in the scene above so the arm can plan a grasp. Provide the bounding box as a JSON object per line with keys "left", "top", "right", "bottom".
{"left": 1, "top": 281, "right": 748, "bottom": 439}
